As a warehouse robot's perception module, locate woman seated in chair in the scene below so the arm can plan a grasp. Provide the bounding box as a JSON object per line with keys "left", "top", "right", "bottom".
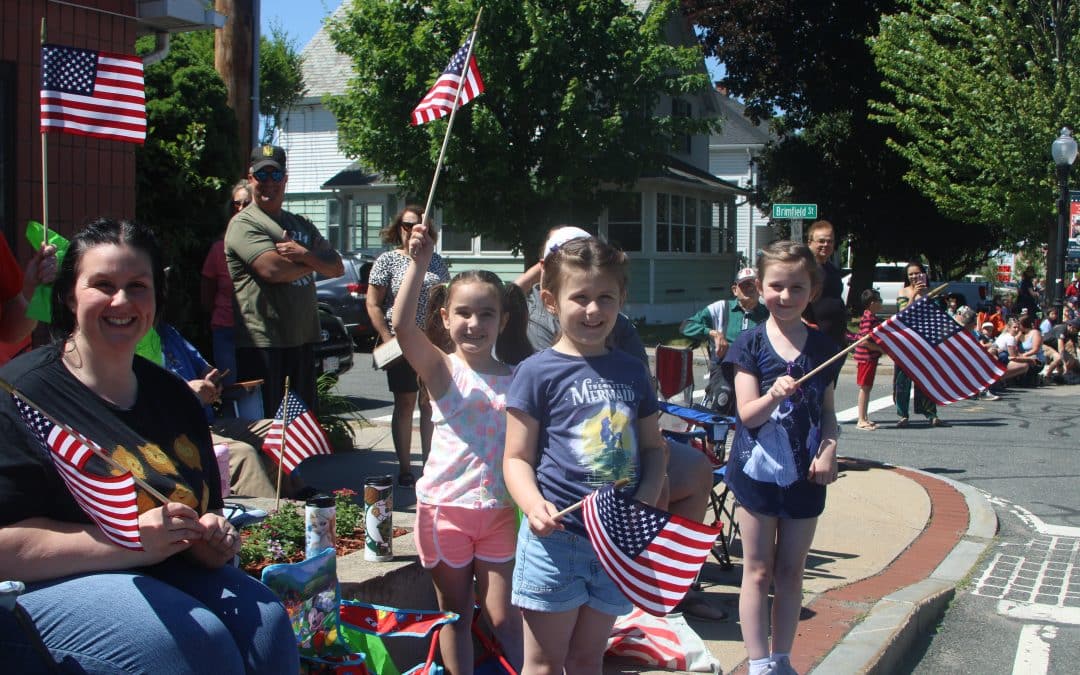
{"left": 0, "top": 218, "right": 297, "bottom": 672}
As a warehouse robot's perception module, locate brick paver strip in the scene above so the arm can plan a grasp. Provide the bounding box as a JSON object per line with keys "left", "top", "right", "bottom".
{"left": 729, "top": 461, "right": 970, "bottom": 674}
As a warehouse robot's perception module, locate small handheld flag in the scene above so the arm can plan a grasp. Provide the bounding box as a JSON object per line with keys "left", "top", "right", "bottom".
{"left": 871, "top": 297, "right": 1005, "bottom": 404}
{"left": 14, "top": 398, "right": 143, "bottom": 550}
{"left": 40, "top": 43, "right": 146, "bottom": 144}
{"left": 262, "top": 389, "right": 333, "bottom": 475}
{"left": 582, "top": 484, "right": 721, "bottom": 616}
{"left": 410, "top": 35, "right": 485, "bottom": 125}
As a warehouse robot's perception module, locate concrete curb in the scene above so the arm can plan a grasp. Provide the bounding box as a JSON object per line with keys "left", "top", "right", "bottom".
{"left": 810, "top": 468, "right": 998, "bottom": 674}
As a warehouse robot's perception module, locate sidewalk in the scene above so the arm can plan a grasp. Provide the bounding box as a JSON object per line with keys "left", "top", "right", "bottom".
{"left": 251, "top": 419, "right": 996, "bottom": 674}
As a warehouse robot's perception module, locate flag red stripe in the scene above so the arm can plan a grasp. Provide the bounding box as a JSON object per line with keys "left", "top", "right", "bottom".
{"left": 41, "top": 111, "right": 147, "bottom": 133}
{"left": 43, "top": 90, "right": 147, "bottom": 111}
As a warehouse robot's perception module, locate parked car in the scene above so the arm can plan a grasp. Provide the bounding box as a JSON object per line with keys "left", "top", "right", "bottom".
{"left": 316, "top": 252, "right": 377, "bottom": 350}
{"left": 314, "top": 308, "right": 354, "bottom": 378}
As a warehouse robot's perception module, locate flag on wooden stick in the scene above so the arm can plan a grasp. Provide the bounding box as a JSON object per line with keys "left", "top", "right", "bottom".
{"left": 40, "top": 43, "right": 146, "bottom": 144}
{"left": 871, "top": 297, "right": 1005, "bottom": 404}
{"left": 582, "top": 484, "right": 720, "bottom": 616}
{"left": 13, "top": 398, "right": 143, "bottom": 550}
{"left": 262, "top": 390, "right": 333, "bottom": 475}
{"left": 410, "top": 35, "right": 484, "bottom": 125}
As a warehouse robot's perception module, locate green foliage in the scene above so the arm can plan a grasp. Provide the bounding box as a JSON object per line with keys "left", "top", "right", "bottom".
{"left": 871, "top": 0, "right": 1080, "bottom": 253}
{"left": 316, "top": 373, "right": 362, "bottom": 450}
{"left": 238, "top": 503, "right": 304, "bottom": 568}
{"left": 260, "top": 22, "right": 307, "bottom": 143}
{"left": 692, "top": 0, "right": 998, "bottom": 290}
{"left": 326, "top": 0, "right": 718, "bottom": 260}
{"left": 333, "top": 488, "right": 363, "bottom": 537}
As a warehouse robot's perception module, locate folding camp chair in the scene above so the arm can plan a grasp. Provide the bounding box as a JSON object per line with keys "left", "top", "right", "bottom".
{"left": 655, "top": 344, "right": 695, "bottom": 405}
{"left": 656, "top": 400, "right": 738, "bottom": 569}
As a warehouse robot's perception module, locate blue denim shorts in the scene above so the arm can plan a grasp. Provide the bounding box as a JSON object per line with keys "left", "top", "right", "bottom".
{"left": 511, "top": 522, "right": 631, "bottom": 616}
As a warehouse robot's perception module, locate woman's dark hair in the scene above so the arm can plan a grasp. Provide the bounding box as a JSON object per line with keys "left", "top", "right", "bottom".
{"left": 380, "top": 205, "right": 438, "bottom": 247}
{"left": 755, "top": 240, "right": 822, "bottom": 298}
{"left": 51, "top": 217, "right": 166, "bottom": 342}
{"left": 541, "top": 236, "right": 629, "bottom": 299}
{"left": 1019, "top": 315, "right": 1035, "bottom": 331}
{"left": 902, "top": 260, "right": 927, "bottom": 287}
{"left": 423, "top": 271, "right": 534, "bottom": 365}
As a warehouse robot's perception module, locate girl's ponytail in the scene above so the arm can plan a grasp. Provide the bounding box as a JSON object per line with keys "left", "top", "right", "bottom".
{"left": 496, "top": 283, "right": 534, "bottom": 365}
{"left": 423, "top": 283, "right": 453, "bottom": 354}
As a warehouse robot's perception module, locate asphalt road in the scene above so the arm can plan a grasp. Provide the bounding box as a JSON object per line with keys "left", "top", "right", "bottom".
{"left": 334, "top": 350, "right": 1080, "bottom": 673}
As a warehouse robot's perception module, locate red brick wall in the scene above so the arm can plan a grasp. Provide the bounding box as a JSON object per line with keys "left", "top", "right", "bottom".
{"left": 1, "top": 0, "right": 137, "bottom": 261}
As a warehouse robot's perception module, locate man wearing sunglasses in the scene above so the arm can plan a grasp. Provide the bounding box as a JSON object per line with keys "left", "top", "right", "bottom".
{"left": 225, "top": 144, "right": 344, "bottom": 417}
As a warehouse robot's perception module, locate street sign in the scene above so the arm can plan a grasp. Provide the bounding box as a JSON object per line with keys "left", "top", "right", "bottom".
{"left": 772, "top": 203, "right": 818, "bottom": 220}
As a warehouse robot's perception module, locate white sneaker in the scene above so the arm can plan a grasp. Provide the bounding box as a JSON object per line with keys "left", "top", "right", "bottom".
{"left": 980, "top": 390, "right": 1001, "bottom": 401}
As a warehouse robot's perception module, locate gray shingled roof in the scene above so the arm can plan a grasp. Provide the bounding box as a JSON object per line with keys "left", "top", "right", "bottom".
{"left": 298, "top": 2, "right": 354, "bottom": 100}
{"left": 711, "top": 92, "right": 776, "bottom": 147}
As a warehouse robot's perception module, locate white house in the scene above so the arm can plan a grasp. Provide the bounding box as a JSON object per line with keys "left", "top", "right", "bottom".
{"left": 278, "top": 2, "right": 749, "bottom": 323}
{"left": 708, "top": 91, "right": 777, "bottom": 265}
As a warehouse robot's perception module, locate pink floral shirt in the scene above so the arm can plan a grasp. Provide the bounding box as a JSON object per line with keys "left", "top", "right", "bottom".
{"left": 416, "top": 354, "right": 514, "bottom": 508}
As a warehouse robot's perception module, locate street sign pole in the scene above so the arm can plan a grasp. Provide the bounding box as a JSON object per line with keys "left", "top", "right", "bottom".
{"left": 791, "top": 219, "right": 804, "bottom": 243}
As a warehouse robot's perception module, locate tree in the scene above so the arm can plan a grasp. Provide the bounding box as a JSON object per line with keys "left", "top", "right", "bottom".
{"left": 326, "top": 0, "right": 717, "bottom": 260}
{"left": 260, "top": 22, "right": 307, "bottom": 143}
{"left": 870, "top": 0, "right": 1080, "bottom": 281}
{"left": 690, "top": 0, "right": 996, "bottom": 301}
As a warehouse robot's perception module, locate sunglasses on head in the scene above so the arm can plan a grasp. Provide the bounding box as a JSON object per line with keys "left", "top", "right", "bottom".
{"left": 253, "top": 169, "right": 285, "bottom": 183}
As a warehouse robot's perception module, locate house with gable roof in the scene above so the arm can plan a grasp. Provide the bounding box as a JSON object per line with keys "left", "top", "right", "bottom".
{"left": 278, "top": 1, "right": 753, "bottom": 323}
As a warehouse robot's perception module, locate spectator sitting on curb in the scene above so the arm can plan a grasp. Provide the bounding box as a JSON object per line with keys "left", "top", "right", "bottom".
{"left": 158, "top": 322, "right": 304, "bottom": 499}
{"left": 1044, "top": 318, "right": 1080, "bottom": 383}
{"left": 957, "top": 307, "right": 1001, "bottom": 401}
{"left": 989, "top": 317, "right": 1030, "bottom": 385}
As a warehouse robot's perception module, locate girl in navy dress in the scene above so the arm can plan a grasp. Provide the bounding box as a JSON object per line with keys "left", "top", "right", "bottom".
{"left": 723, "top": 241, "right": 842, "bottom": 675}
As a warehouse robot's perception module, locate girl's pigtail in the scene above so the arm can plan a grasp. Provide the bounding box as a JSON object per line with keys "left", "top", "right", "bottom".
{"left": 423, "top": 283, "right": 454, "bottom": 354}
{"left": 496, "top": 283, "right": 534, "bottom": 365}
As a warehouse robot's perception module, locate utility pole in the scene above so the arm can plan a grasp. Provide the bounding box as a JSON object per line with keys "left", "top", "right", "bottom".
{"left": 214, "top": 0, "right": 255, "bottom": 169}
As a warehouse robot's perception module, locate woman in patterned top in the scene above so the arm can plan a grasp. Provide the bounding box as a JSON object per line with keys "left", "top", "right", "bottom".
{"left": 366, "top": 206, "right": 450, "bottom": 487}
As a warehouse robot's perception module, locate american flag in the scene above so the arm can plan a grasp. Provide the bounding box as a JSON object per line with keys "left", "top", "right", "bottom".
{"left": 40, "top": 43, "right": 146, "bottom": 144}
{"left": 262, "top": 390, "right": 332, "bottom": 474}
{"left": 871, "top": 297, "right": 1006, "bottom": 404}
{"left": 582, "top": 485, "right": 721, "bottom": 616}
{"left": 607, "top": 607, "right": 719, "bottom": 672}
{"left": 13, "top": 398, "right": 143, "bottom": 550}
{"left": 410, "top": 35, "right": 484, "bottom": 125}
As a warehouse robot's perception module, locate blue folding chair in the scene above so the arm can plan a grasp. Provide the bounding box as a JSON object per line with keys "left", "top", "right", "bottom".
{"left": 657, "top": 400, "right": 737, "bottom": 569}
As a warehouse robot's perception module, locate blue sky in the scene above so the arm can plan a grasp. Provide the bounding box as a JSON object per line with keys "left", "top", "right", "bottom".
{"left": 261, "top": 0, "right": 342, "bottom": 50}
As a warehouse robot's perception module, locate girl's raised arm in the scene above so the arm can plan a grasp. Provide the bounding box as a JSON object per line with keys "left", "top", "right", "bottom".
{"left": 391, "top": 223, "right": 452, "bottom": 400}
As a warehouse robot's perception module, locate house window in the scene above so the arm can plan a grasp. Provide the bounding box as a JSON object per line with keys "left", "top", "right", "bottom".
{"left": 606, "top": 192, "right": 641, "bottom": 252}
{"left": 671, "top": 99, "right": 692, "bottom": 155}
{"left": 352, "top": 203, "right": 384, "bottom": 250}
{"left": 479, "top": 235, "right": 512, "bottom": 252}
{"left": 440, "top": 225, "right": 473, "bottom": 252}
{"left": 657, "top": 191, "right": 710, "bottom": 253}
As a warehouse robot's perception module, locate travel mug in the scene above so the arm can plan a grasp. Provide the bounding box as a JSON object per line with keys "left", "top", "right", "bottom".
{"left": 304, "top": 494, "right": 336, "bottom": 559}
{"left": 364, "top": 475, "right": 394, "bottom": 561}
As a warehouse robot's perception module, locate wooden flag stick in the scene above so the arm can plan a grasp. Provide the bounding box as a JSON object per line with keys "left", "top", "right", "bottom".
{"left": 40, "top": 18, "right": 49, "bottom": 244}
{"left": 794, "top": 283, "right": 951, "bottom": 387}
{"left": 0, "top": 378, "right": 169, "bottom": 504}
{"left": 274, "top": 377, "right": 291, "bottom": 512}
{"left": 420, "top": 6, "right": 484, "bottom": 227}
{"left": 553, "top": 478, "right": 630, "bottom": 521}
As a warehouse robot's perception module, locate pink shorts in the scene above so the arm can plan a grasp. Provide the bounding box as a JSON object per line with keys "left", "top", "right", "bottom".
{"left": 414, "top": 503, "right": 517, "bottom": 569}
{"left": 856, "top": 360, "right": 878, "bottom": 387}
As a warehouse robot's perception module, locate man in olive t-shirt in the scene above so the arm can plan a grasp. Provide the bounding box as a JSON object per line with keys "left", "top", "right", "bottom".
{"left": 225, "top": 145, "right": 344, "bottom": 417}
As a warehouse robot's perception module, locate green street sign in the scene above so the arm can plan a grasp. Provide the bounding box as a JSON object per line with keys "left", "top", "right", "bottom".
{"left": 771, "top": 203, "right": 818, "bottom": 219}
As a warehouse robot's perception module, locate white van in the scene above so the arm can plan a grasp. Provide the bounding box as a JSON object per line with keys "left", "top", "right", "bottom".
{"left": 841, "top": 263, "right": 907, "bottom": 313}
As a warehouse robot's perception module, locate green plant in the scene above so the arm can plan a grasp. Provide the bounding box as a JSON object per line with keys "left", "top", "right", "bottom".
{"left": 238, "top": 504, "right": 305, "bottom": 568}
{"left": 333, "top": 488, "right": 363, "bottom": 538}
{"left": 316, "top": 374, "right": 365, "bottom": 450}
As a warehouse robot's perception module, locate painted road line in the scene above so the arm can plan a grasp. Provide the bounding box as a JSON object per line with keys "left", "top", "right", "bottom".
{"left": 1012, "top": 624, "right": 1056, "bottom": 675}
{"left": 998, "top": 600, "right": 1080, "bottom": 626}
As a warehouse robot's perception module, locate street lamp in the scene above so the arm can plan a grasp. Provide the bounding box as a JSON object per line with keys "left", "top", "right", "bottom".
{"left": 1051, "top": 127, "right": 1078, "bottom": 317}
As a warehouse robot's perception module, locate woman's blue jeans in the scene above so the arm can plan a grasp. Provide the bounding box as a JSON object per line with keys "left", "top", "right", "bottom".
{"left": 0, "top": 559, "right": 298, "bottom": 673}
